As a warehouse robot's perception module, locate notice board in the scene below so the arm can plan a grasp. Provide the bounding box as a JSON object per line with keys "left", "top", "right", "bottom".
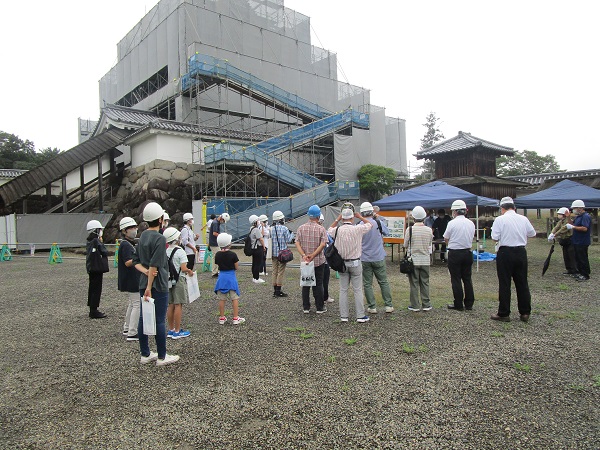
{"left": 378, "top": 210, "right": 407, "bottom": 244}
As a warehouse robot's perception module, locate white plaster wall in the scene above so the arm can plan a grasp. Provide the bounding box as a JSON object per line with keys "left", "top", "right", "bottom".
{"left": 64, "top": 155, "right": 111, "bottom": 191}
{"left": 155, "top": 134, "right": 192, "bottom": 164}
{"left": 130, "top": 136, "right": 159, "bottom": 168}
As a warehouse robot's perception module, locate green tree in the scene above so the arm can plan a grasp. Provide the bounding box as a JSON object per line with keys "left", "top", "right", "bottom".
{"left": 497, "top": 150, "right": 562, "bottom": 177}
{"left": 0, "top": 131, "right": 61, "bottom": 169}
{"left": 416, "top": 112, "right": 445, "bottom": 179}
{"left": 357, "top": 164, "right": 396, "bottom": 202}
{"left": 0, "top": 131, "right": 35, "bottom": 168}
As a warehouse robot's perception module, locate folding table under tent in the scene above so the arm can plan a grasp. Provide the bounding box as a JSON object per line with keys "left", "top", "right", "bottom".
{"left": 373, "top": 181, "right": 500, "bottom": 270}
{"left": 513, "top": 179, "right": 600, "bottom": 209}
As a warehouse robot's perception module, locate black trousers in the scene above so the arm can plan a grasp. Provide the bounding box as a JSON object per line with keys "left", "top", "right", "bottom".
{"left": 561, "top": 241, "right": 577, "bottom": 273}
{"left": 323, "top": 263, "right": 331, "bottom": 300}
{"left": 302, "top": 263, "right": 325, "bottom": 311}
{"left": 448, "top": 249, "right": 474, "bottom": 308}
{"left": 251, "top": 247, "right": 264, "bottom": 279}
{"left": 573, "top": 244, "right": 590, "bottom": 278}
{"left": 186, "top": 254, "right": 196, "bottom": 271}
{"left": 496, "top": 246, "right": 531, "bottom": 316}
{"left": 88, "top": 272, "right": 103, "bottom": 309}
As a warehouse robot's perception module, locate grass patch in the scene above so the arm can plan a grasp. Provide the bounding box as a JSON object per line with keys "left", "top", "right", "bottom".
{"left": 514, "top": 362, "right": 531, "bottom": 373}
{"left": 344, "top": 337, "right": 357, "bottom": 346}
{"left": 557, "top": 283, "right": 569, "bottom": 291}
{"left": 299, "top": 332, "right": 313, "bottom": 339}
{"left": 418, "top": 344, "right": 429, "bottom": 353}
{"left": 491, "top": 331, "right": 504, "bottom": 337}
{"left": 592, "top": 375, "right": 600, "bottom": 387}
{"left": 284, "top": 326, "right": 305, "bottom": 332}
{"left": 402, "top": 342, "right": 416, "bottom": 354}
{"left": 341, "top": 380, "right": 350, "bottom": 392}
{"left": 373, "top": 351, "right": 382, "bottom": 357}
{"left": 569, "top": 384, "right": 585, "bottom": 391}
{"left": 327, "top": 355, "right": 336, "bottom": 363}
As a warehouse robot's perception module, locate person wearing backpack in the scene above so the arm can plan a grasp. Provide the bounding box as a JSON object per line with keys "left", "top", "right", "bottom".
{"left": 164, "top": 227, "right": 194, "bottom": 339}
{"left": 247, "top": 215, "right": 266, "bottom": 284}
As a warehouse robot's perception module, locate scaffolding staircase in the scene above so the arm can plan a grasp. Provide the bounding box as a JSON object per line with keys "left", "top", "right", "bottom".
{"left": 183, "top": 54, "right": 335, "bottom": 123}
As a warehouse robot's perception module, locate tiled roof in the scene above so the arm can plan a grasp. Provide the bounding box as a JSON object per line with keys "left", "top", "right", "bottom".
{"left": 0, "top": 128, "right": 131, "bottom": 207}
{"left": 0, "top": 169, "right": 28, "bottom": 179}
{"left": 127, "top": 119, "right": 272, "bottom": 142}
{"left": 441, "top": 175, "right": 529, "bottom": 187}
{"left": 416, "top": 131, "right": 514, "bottom": 159}
{"left": 101, "top": 104, "right": 272, "bottom": 143}
{"left": 505, "top": 169, "right": 600, "bottom": 186}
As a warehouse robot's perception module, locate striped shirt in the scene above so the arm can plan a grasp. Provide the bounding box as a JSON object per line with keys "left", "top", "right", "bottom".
{"left": 404, "top": 224, "right": 433, "bottom": 266}
{"left": 270, "top": 224, "right": 291, "bottom": 257}
{"left": 328, "top": 221, "right": 372, "bottom": 260}
{"left": 296, "top": 221, "right": 328, "bottom": 266}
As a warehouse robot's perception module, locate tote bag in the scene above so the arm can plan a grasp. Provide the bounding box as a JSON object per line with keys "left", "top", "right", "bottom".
{"left": 141, "top": 297, "right": 156, "bottom": 336}
{"left": 300, "top": 261, "right": 316, "bottom": 287}
{"left": 187, "top": 271, "right": 200, "bottom": 303}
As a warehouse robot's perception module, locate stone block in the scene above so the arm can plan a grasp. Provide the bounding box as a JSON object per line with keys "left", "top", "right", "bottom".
{"left": 148, "top": 178, "right": 170, "bottom": 192}
{"left": 144, "top": 161, "right": 155, "bottom": 172}
{"left": 176, "top": 162, "right": 188, "bottom": 169}
{"left": 149, "top": 168, "right": 172, "bottom": 181}
{"left": 172, "top": 168, "right": 191, "bottom": 181}
{"left": 148, "top": 189, "right": 170, "bottom": 202}
{"left": 154, "top": 159, "right": 177, "bottom": 171}
{"left": 187, "top": 163, "right": 203, "bottom": 173}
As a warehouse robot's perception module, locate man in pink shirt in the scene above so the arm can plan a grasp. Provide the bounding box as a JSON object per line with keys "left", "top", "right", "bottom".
{"left": 327, "top": 207, "right": 372, "bottom": 323}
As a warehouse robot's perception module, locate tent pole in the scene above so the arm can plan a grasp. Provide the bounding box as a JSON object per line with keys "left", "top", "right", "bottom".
{"left": 476, "top": 205, "right": 479, "bottom": 272}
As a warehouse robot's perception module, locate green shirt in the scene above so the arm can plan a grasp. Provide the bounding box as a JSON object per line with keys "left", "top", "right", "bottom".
{"left": 133, "top": 229, "right": 169, "bottom": 293}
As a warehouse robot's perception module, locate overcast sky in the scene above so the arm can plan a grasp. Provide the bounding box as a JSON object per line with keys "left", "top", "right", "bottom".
{"left": 1, "top": 0, "right": 598, "bottom": 173}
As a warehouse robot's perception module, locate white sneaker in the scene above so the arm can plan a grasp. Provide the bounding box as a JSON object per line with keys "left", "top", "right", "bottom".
{"left": 316, "top": 308, "right": 327, "bottom": 314}
{"left": 340, "top": 317, "right": 349, "bottom": 322}
{"left": 367, "top": 308, "right": 378, "bottom": 314}
{"left": 408, "top": 307, "right": 420, "bottom": 312}
{"left": 260, "top": 272, "right": 268, "bottom": 276}
{"left": 140, "top": 351, "right": 158, "bottom": 364}
{"left": 252, "top": 278, "right": 265, "bottom": 284}
{"left": 422, "top": 306, "right": 433, "bottom": 311}
{"left": 232, "top": 317, "right": 246, "bottom": 325}
{"left": 326, "top": 297, "right": 335, "bottom": 303}
{"left": 156, "top": 354, "right": 180, "bottom": 366}
{"left": 385, "top": 306, "right": 395, "bottom": 313}
{"left": 303, "top": 310, "right": 310, "bottom": 314}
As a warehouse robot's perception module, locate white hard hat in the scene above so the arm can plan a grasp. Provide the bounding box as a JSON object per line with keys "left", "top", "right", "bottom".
{"left": 183, "top": 213, "right": 194, "bottom": 222}
{"left": 163, "top": 227, "right": 181, "bottom": 243}
{"left": 258, "top": 214, "right": 268, "bottom": 222}
{"left": 411, "top": 206, "right": 426, "bottom": 220}
{"left": 143, "top": 202, "right": 164, "bottom": 221}
{"left": 162, "top": 211, "right": 170, "bottom": 221}
{"left": 571, "top": 199, "right": 585, "bottom": 208}
{"left": 119, "top": 217, "right": 137, "bottom": 230}
{"left": 221, "top": 212, "right": 230, "bottom": 222}
{"left": 341, "top": 208, "right": 354, "bottom": 219}
{"left": 557, "top": 207, "right": 569, "bottom": 215}
{"left": 217, "top": 233, "right": 232, "bottom": 248}
{"left": 319, "top": 214, "right": 325, "bottom": 222}
{"left": 360, "top": 202, "right": 374, "bottom": 213}
{"left": 86, "top": 220, "right": 103, "bottom": 231}
{"left": 249, "top": 214, "right": 259, "bottom": 224}
{"left": 273, "top": 210, "right": 285, "bottom": 221}
{"left": 451, "top": 200, "right": 467, "bottom": 210}
{"left": 500, "top": 197, "right": 514, "bottom": 206}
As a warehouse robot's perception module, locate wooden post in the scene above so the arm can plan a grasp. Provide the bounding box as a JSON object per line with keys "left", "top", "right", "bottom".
{"left": 80, "top": 166, "right": 85, "bottom": 204}
{"left": 46, "top": 184, "right": 52, "bottom": 208}
{"left": 98, "top": 157, "right": 103, "bottom": 211}
{"left": 62, "top": 176, "right": 67, "bottom": 213}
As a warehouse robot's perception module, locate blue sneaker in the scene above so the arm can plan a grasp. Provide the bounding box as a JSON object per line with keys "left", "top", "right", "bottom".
{"left": 171, "top": 329, "right": 191, "bottom": 339}
{"left": 356, "top": 316, "right": 370, "bottom": 323}
{"left": 167, "top": 329, "right": 175, "bottom": 339}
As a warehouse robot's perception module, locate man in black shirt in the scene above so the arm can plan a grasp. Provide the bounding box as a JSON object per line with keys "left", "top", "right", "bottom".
{"left": 433, "top": 209, "right": 451, "bottom": 262}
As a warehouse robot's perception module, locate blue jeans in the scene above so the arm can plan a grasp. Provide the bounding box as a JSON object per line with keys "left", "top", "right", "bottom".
{"left": 138, "top": 289, "right": 168, "bottom": 359}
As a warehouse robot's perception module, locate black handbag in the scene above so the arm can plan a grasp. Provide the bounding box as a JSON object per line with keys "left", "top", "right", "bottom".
{"left": 324, "top": 226, "right": 347, "bottom": 273}
{"left": 400, "top": 227, "right": 414, "bottom": 274}
{"left": 273, "top": 225, "right": 294, "bottom": 263}
{"left": 88, "top": 239, "right": 109, "bottom": 274}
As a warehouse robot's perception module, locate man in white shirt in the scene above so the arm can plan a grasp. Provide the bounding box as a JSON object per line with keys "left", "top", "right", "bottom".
{"left": 443, "top": 200, "right": 476, "bottom": 311}
{"left": 490, "top": 197, "right": 536, "bottom": 322}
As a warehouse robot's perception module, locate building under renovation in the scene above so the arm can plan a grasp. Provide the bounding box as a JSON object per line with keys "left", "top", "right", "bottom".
{"left": 0, "top": 0, "right": 407, "bottom": 241}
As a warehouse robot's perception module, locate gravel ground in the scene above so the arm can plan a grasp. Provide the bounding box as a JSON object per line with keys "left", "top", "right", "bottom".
{"left": 0, "top": 238, "right": 599, "bottom": 449}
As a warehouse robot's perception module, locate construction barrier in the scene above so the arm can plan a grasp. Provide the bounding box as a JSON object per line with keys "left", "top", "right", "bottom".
{"left": 48, "top": 243, "right": 63, "bottom": 264}
{"left": 1, "top": 244, "right": 12, "bottom": 261}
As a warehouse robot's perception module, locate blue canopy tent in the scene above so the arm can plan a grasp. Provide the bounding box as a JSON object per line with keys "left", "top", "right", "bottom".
{"left": 514, "top": 180, "right": 600, "bottom": 209}
{"left": 373, "top": 181, "right": 500, "bottom": 271}
{"left": 373, "top": 181, "right": 499, "bottom": 210}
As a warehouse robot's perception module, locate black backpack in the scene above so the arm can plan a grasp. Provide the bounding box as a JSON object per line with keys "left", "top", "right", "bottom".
{"left": 243, "top": 227, "right": 255, "bottom": 256}
{"left": 168, "top": 246, "right": 182, "bottom": 286}
{"left": 324, "top": 226, "right": 347, "bottom": 273}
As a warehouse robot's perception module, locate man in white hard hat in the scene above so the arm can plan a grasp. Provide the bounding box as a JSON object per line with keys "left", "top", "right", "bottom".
{"left": 444, "top": 200, "right": 476, "bottom": 311}
{"left": 568, "top": 200, "right": 591, "bottom": 281}
{"left": 181, "top": 213, "right": 199, "bottom": 270}
{"left": 270, "top": 210, "right": 292, "bottom": 297}
{"left": 209, "top": 213, "right": 230, "bottom": 277}
{"left": 490, "top": 197, "right": 536, "bottom": 323}
{"left": 548, "top": 207, "right": 577, "bottom": 275}
{"left": 404, "top": 206, "right": 434, "bottom": 312}
{"left": 118, "top": 217, "right": 140, "bottom": 340}
{"left": 133, "top": 202, "right": 179, "bottom": 366}
{"left": 359, "top": 202, "right": 394, "bottom": 314}
{"left": 328, "top": 207, "right": 372, "bottom": 323}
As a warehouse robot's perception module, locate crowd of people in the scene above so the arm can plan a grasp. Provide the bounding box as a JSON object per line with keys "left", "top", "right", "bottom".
{"left": 83, "top": 197, "right": 592, "bottom": 367}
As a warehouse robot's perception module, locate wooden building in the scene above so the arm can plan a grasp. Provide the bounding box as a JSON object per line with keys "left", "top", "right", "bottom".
{"left": 415, "top": 131, "right": 527, "bottom": 200}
